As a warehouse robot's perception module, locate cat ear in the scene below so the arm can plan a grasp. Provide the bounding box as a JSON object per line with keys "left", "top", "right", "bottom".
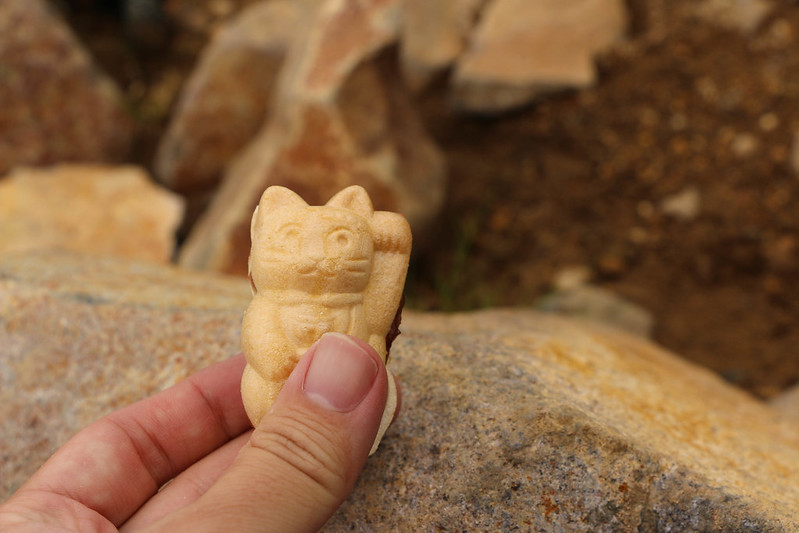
{"left": 258, "top": 186, "right": 308, "bottom": 211}
{"left": 326, "top": 185, "right": 374, "bottom": 217}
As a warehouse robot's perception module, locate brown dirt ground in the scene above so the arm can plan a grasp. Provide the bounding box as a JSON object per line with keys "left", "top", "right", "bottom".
{"left": 64, "top": 0, "right": 799, "bottom": 399}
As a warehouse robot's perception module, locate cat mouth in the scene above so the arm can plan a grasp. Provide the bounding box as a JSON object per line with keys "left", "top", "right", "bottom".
{"left": 296, "top": 261, "right": 337, "bottom": 277}
{"left": 295, "top": 258, "right": 369, "bottom": 278}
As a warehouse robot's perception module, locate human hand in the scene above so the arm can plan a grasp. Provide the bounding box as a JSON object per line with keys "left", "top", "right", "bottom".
{"left": 0, "top": 333, "right": 398, "bottom": 532}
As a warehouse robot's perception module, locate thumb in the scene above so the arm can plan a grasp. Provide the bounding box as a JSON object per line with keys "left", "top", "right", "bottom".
{"left": 151, "top": 333, "right": 391, "bottom": 532}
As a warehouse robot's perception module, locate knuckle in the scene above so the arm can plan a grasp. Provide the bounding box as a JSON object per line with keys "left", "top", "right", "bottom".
{"left": 248, "top": 412, "right": 350, "bottom": 500}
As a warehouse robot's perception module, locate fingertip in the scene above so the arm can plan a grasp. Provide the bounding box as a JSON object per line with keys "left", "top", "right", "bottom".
{"left": 302, "top": 333, "right": 379, "bottom": 413}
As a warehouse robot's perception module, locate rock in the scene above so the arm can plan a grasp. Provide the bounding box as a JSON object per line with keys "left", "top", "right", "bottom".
{"left": 0, "top": 165, "right": 184, "bottom": 264}
{"left": 692, "top": 0, "right": 773, "bottom": 34}
{"left": 659, "top": 186, "right": 701, "bottom": 221}
{"left": 452, "top": 0, "right": 627, "bottom": 113}
{"left": 398, "top": 0, "right": 485, "bottom": 90}
{"left": 552, "top": 265, "right": 593, "bottom": 291}
{"left": 535, "top": 285, "right": 654, "bottom": 338}
{"left": 3, "top": 252, "right": 799, "bottom": 529}
{"left": 731, "top": 132, "right": 760, "bottom": 158}
{"left": 123, "top": 0, "right": 172, "bottom": 50}
{"left": 0, "top": 251, "right": 250, "bottom": 499}
{"left": 164, "top": 0, "right": 262, "bottom": 35}
{"left": 155, "top": 0, "right": 299, "bottom": 194}
{"left": 771, "top": 384, "right": 799, "bottom": 422}
{"left": 178, "top": 0, "right": 446, "bottom": 276}
{"left": 790, "top": 130, "right": 799, "bottom": 177}
{"left": 0, "top": 0, "right": 133, "bottom": 176}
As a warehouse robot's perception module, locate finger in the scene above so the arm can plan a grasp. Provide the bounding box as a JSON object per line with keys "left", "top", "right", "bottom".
{"left": 127, "top": 352, "right": 404, "bottom": 531}
{"left": 142, "top": 333, "right": 394, "bottom": 532}
{"left": 15, "top": 354, "right": 250, "bottom": 526}
{"left": 121, "top": 431, "right": 252, "bottom": 531}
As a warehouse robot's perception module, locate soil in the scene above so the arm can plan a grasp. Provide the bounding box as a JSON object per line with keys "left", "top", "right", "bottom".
{"left": 62, "top": 0, "right": 799, "bottom": 399}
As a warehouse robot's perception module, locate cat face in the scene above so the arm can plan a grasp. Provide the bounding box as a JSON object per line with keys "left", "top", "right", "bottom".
{"left": 249, "top": 186, "right": 375, "bottom": 295}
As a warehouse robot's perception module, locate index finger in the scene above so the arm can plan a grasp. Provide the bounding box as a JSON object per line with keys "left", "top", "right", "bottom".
{"left": 16, "top": 353, "right": 250, "bottom": 526}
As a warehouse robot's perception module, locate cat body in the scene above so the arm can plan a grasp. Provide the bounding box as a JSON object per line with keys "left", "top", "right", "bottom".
{"left": 241, "top": 185, "right": 411, "bottom": 451}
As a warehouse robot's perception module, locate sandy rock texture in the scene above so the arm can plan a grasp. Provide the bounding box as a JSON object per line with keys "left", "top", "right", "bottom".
{"left": 0, "top": 0, "right": 132, "bottom": 176}
{"left": 0, "top": 251, "right": 250, "bottom": 499}
{"left": 2, "top": 251, "right": 798, "bottom": 529}
{"left": 0, "top": 165, "right": 183, "bottom": 264}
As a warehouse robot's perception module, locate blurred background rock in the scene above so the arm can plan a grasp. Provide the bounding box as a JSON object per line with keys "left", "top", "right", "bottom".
{"left": 2, "top": 0, "right": 798, "bottom": 400}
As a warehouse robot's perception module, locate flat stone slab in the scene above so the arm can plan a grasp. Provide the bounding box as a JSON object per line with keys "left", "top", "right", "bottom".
{"left": 1, "top": 251, "right": 798, "bottom": 530}
{"left": 0, "top": 165, "right": 184, "bottom": 264}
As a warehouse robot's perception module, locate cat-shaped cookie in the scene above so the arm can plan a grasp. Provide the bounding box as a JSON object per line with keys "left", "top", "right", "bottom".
{"left": 241, "top": 185, "right": 411, "bottom": 453}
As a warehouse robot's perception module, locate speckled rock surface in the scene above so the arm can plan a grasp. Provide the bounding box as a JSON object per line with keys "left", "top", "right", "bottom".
{"left": 3, "top": 252, "right": 799, "bottom": 530}
{"left": 0, "top": 0, "right": 132, "bottom": 175}
{"left": 0, "top": 251, "right": 250, "bottom": 498}
{"left": 328, "top": 312, "right": 799, "bottom": 531}
{"left": 0, "top": 165, "right": 184, "bottom": 263}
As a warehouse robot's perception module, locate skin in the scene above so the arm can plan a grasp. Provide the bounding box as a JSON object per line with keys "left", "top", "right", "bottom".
{"left": 0, "top": 335, "right": 399, "bottom": 532}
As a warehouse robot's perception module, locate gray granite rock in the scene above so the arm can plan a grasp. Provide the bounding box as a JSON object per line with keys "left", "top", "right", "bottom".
{"left": 0, "top": 251, "right": 250, "bottom": 499}
{"left": 2, "top": 251, "right": 799, "bottom": 530}
{"left": 535, "top": 285, "right": 654, "bottom": 338}
{"left": 0, "top": 0, "right": 133, "bottom": 176}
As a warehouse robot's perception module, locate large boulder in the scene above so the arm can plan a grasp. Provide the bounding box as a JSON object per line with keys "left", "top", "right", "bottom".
{"left": 177, "top": 0, "right": 446, "bottom": 276}
{"left": 0, "top": 165, "right": 184, "bottom": 264}
{"left": 0, "top": 0, "right": 133, "bottom": 176}
{"left": 2, "top": 251, "right": 798, "bottom": 529}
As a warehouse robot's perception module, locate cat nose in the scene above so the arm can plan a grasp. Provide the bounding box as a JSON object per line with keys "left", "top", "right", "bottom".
{"left": 319, "top": 258, "right": 337, "bottom": 273}
{"left": 296, "top": 259, "right": 316, "bottom": 274}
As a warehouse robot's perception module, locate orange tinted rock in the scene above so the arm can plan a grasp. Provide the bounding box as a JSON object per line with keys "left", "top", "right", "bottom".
{"left": 179, "top": 0, "right": 445, "bottom": 275}
{"left": 0, "top": 0, "right": 132, "bottom": 175}
{"left": 155, "top": 0, "right": 299, "bottom": 193}
{"left": 0, "top": 165, "right": 184, "bottom": 263}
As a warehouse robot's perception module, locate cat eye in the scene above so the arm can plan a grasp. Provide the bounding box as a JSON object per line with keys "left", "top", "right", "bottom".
{"left": 326, "top": 228, "right": 354, "bottom": 252}
{"left": 278, "top": 224, "right": 300, "bottom": 239}
{"left": 274, "top": 223, "right": 300, "bottom": 250}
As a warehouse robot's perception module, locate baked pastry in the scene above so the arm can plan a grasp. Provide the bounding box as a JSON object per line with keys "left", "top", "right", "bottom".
{"left": 241, "top": 185, "right": 411, "bottom": 453}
